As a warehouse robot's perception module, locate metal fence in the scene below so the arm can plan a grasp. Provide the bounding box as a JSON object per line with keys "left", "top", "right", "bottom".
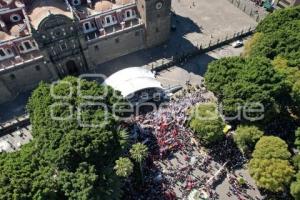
{"left": 228, "top": 0, "right": 268, "bottom": 22}
{"left": 152, "top": 26, "right": 256, "bottom": 72}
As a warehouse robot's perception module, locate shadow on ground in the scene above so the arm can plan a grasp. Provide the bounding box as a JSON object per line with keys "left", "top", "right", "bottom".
{"left": 95, "top": 12, "right": 203, "bottom": 76}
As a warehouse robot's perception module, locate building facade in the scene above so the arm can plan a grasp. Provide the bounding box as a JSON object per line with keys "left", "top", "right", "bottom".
{"left": 0, "top": 0, "right": 171, "bottom": 103}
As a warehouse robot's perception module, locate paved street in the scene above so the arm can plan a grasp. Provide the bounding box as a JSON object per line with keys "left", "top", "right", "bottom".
{"left": 155, "top": 43, "right": 246, "bottom": 88}
{"left": 0, "top": 126, "right": 32, "bottom": 153}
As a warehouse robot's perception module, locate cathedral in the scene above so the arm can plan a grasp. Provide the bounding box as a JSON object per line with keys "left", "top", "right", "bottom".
{"left": 0, "top": 0, "right": 171, "bottom": 103}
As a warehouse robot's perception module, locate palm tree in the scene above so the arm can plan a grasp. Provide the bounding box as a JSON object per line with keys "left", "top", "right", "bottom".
{"left": 114, "top": 157, "right": 134, "bottom": 178}
{"left": 129, "top": 143, "right": 148, "bottom": 184}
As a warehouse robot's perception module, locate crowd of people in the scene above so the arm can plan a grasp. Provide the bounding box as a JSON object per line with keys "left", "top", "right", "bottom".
{"left": 123, "top": 86, "right": 258, "bottom": 200}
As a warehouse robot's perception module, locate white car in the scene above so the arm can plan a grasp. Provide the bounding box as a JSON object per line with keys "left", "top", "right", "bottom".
{"left": 232, "top": 40, "right": 243, "bottom": 48}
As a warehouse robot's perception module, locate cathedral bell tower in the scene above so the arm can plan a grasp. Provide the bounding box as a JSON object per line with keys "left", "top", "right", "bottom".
{"left": 136, "top": 0, "right": 171, "bottom": 47}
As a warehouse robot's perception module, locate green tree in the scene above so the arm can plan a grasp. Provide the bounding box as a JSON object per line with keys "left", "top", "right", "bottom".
{"left": 205, "top": 6, "right": 300, "bottom": 122}
{"left": 205, "top": 56, "right": 287, "bottom": 123}
{"left": 252, "top": 136, "right": 291, "bottom": 160}
{"left": 114, "top": 157, "right": 134, "bottom": 178}
{"left": 0, "top": 77, "right": 129, "bottom": 199}
{"left": 249, "top": 136, "right": 295, "bottom": 192}
{"left": 291, "top": 172, "right": 300, "bottom": 200}
{"left": 242, "top": 32, "right": 263, "bottom": 57}
{"left": 189, "top": 103, "right": 224, "bottom": 145}
{"left": 295, "top": 128, "right": 300, "bottom": 150}
{"left": 249, "top": 158, "right": 295, "bottom": 192}
{"left": 233, "top": 125, "right": 263, "bottom": 154}
{"left": 130, "top": 143, "right": 148, "bottom": 184}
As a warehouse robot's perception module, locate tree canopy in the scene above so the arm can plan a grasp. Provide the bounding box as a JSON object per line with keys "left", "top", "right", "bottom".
{"left": 248, "top": 6, "right": 300, "bottom": 114}
{"left": 189, "top": 103, "right": 224, "bottom": 145}
{"left": 291, "top": 172, "right": 300, "bottom": 200}
{"left": 205, "top": 6, "right": 300, "bottom": 122}
{"left": 114, "top": 157, "right": 134, "bottom": 178}
{"left": 295, "top": 128, "right": 300, "bottom": 150}
{"left": 205, "top": 56, "right": 287, "bottom": 122}
{"left": 0, "top": 77, "right": 129, "bottom": 199}
{"left": 249, "top": 158, "right": 295, "bottom": 192}
{"left": 251, "top": 136, "right": 291, "bottom": 160}
{"left": 233, "top": 125, "right": 264, "bottom": 154}
{"left": 249, "top": 136, "right": 294, "bottom": 192}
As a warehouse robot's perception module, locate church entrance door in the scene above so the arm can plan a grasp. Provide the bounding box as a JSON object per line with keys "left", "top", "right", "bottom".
{"left": 66, "top": 60, "right": 79, "bottom": 75}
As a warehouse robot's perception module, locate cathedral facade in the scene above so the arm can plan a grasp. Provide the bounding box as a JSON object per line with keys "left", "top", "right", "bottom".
{"left": 0, "top": 0, "right": 171, "bottom": 103}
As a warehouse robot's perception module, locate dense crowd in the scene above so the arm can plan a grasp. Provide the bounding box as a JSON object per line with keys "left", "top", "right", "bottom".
{"left": 123, "top": 87, "right": 256, "bottom": 199}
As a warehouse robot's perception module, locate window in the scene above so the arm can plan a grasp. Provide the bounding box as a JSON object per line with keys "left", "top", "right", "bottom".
{"left": 126, "top": 10, "right": 131, "bottom": 18}
{"left": 10, "top": 14, "right": 21, "bottom": 22}
{"left": 19, "top": 41, "right": 37, "bottom": 53}
{"left": 24, "top": 41, "right": 32, "bottom": 50}
{"left": 84, "top": 23, "right": 90, "bottom": 30}
{"left": 123, "top": 10, "right": 136, "bottom": 21}
{"left": 6, "top": 49, "right": 11, "bottom": 55}
{"left": 0, "top": 49, "right": 5, "bottom": 57}
{"left": 83, "top": 22, "right": 96, "bottom": 33}
{"left": 19, "top": 45, "right": 24, "bottom": 51}
{"left": 0, "top": 48, "right": 14, "bottom": 60}
{"left": 106, "top": 17, "right": 111, "bottom": 24}
{"left": 102, "top": 15, "right": 116, "bottom": 27}
{"left": 10, "top": 74, "right": 16, "bottom": 80}
{"left": 35, "top": 65, "right": 40, "bottom": 71}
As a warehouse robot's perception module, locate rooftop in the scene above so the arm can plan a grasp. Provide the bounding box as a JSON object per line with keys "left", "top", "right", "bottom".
{"left": 27, "top": 0, "right": 73, "bottom": 29}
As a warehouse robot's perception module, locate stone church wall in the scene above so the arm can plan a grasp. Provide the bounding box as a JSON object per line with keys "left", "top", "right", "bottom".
{"left": 83, "top": 26, "right": 145, "bottom": 68}
{"left": 0, "top": 58, "right": 54, "bottom": 103}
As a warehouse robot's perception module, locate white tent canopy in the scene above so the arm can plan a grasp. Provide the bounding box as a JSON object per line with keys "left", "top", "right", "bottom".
{"left": 104, "top": 67, "right": 163, "bottom": 98}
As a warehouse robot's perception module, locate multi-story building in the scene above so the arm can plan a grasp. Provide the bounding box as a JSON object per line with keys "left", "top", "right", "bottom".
{"left": 0, "top": 0, "right": 171, "bottom": 103}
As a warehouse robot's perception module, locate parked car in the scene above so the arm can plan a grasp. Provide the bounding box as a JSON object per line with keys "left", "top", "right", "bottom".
{"left": 232, "top": 40, "right": 243, "bottom": 48}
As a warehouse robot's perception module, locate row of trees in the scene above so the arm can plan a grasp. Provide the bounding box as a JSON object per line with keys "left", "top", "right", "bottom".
{"left": 0, "top": 77, "right": 149, "bottom": 199}
{"left": 205, "top": 6, "right": 300, "bottom": 124}
{"left": 204, "top": 6, "right": 300, "bottom": 199}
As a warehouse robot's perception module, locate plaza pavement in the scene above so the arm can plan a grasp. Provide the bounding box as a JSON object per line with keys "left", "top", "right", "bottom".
{"left": 0, "top": 0, "right": 258, "bottom": 122}
{"left": 95, "top": 0, "right": 258, "bottom": 75}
